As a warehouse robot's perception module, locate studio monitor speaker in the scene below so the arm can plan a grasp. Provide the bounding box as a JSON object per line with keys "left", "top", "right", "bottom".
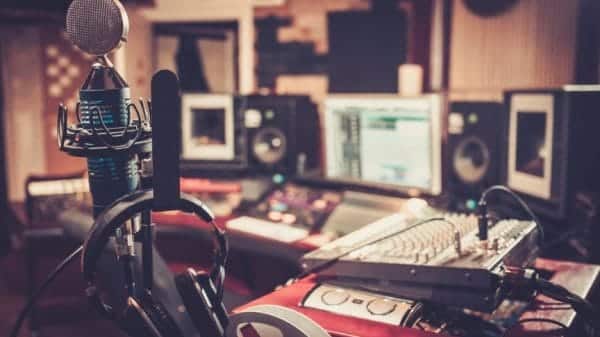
{"left": 243, "top": 95, "right": 320, "bottom": 176}
{"left": 447, "top": 101, "right": 507, "bottom": 204}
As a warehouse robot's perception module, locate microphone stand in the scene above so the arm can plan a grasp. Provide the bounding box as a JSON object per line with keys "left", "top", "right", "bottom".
{"left": 140, "top": 155, "right": 155, "bottom": 292}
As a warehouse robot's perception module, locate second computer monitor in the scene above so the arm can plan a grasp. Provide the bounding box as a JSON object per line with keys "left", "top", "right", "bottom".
{"left": 324, "top": 94, "right": 443, "bottom": 195}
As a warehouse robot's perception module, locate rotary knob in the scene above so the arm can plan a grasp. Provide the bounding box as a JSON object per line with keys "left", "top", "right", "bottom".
{"left": 367, "top": 299, "right": 397, "bottom": 316}
{"left": 321, "top": 289, "right": 350, "bottom": 306}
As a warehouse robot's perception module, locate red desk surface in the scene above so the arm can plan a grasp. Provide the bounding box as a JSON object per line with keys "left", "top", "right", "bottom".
{"left": 234, "top": 259, "right": 599, "bottom": 337}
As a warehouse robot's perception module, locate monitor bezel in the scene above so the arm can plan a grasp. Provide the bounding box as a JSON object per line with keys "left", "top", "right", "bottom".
{"left": 181, "top": 93, "right": 236, "bottom": 161}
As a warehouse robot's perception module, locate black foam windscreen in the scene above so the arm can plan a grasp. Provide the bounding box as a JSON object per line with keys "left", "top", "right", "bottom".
{"left": 151, "top": 70, "right": 181, "bottom": 211}
{"left": 66, "top": 0, "right": 129, "bottom": 56}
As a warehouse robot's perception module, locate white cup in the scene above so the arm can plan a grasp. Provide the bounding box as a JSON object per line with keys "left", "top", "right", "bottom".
{"left": 398, "top": 64, "right": 423, "bottom": 97}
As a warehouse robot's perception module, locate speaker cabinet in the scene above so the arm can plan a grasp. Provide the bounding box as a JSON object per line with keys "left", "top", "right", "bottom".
{"left": 504, "top": 87, "right": 600, "bottom": 221}
{"left": 447, "top": 102, "right": 507, "bottom": 202}
{"left": 243, "top": 95, "right": 320, "bottom": 176}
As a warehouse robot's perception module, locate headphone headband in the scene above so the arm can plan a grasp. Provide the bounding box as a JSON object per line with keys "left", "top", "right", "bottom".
{"left": 82, "top": 189, "right": 219, "bottom": 286}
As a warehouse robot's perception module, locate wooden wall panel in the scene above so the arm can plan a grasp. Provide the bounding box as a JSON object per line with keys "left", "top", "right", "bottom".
{"left": 40, "top": 26, "right": 90, "bottom": 176}
{"left": 449, "top": 0, "right": 580, "bottom": 101}
{"left": 125, "top": 6, "right": 153, "bottom": 100}
{"left": 0, "top": 26, "right": 47, "bottom": 201}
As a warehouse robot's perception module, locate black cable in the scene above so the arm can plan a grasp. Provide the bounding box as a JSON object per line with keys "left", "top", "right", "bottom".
{"left": 9, "top": 245, "right": 83, "bottom": 337}
{"left": 502, "top": 317, "right": 569, "bottom": 337}
{"left": 208, "top": 220, "right": 228, "bottom": 302}
{"left": 297, "top": 217, "right": 455, "bottom": 279}
{"left": 480, "top": 185, "right": 545, "bottom": 245}
{"left": 534, "top": 278, "right": 600, "bottom": 334}
{"left": 504, "top": 269, "right": 599, "bottom": 337}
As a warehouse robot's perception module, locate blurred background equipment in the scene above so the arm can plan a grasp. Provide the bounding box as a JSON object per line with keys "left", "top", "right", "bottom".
{"left": 181, "top": 94, "right": 320, "bottom": 178}
{"left": 504, "top": 87, "right": 600, "bottom": 222}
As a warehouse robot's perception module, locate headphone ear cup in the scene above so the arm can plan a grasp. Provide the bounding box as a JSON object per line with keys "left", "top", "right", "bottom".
{"left": 175, "top": 268, "right": 229, "bottom": 337}
{"left": 136, "top": 290, "right": 185, "bottom": 337}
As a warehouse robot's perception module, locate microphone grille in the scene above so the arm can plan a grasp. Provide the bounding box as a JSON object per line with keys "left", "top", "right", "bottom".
{"left": 66, "top": 0, "right": 129, "bottom": 56}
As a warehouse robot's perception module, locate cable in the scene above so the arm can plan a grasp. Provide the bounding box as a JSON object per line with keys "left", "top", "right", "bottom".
{"left": 9, "top": 245, "right": 83, "bottom": 337}
{"left": 503, "top": 268, "right": 599, "bottom": 337}
{"left": 502, "top": 317, "right": 569, "bottom": 337}
{"left": 534, "top": 278, "right": 600, "bottom": 334}
{"left": 296, "top": 217, "right": 455, "bottom": 279}
{"left": 479, "top": 185, "right": 545, "bottom": 245}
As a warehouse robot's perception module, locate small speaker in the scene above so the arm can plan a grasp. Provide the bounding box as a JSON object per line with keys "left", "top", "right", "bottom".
{"left": 447, "top": 102, "right": 507, "bottom": 203}
{"left": 243, "top": 95, "right": 320, "bottom": 176}
{"left": 503, "top": 87, "right": 600, "bottom": 221}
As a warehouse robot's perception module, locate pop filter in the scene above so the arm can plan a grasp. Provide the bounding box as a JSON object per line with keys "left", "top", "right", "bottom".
{"left": 66, "top": 0, "right": 129, "bottom": 56}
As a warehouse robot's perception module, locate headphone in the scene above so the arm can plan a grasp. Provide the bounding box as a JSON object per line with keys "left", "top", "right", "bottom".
{"left": 81, "top": 189, "right": 229, "bottom": 337}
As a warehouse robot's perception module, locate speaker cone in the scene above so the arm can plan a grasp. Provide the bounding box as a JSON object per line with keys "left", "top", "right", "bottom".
{"left": 252, "top": 127, "right": 287, "bottom": 165}
{"left": 453, "top": 136, "right": 490, "bottom": 184}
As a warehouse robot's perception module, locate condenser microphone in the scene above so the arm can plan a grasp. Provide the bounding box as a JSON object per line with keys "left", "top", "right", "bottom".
{"left": 62, "top": 0, "right": 150, "bottom": 216}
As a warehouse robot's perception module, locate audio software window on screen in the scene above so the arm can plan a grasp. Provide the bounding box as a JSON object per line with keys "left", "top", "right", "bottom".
{"left": 326, "top": 97, "right": 434, "bottom": 191}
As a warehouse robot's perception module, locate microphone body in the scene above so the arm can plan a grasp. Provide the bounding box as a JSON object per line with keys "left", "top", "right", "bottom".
{"left": 79, "top": 63, "right": 140, "bottom": 216}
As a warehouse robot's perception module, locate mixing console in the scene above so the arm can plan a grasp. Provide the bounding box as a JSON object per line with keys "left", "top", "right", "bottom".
{"left": 301, "top": 211, "right": 539, "bottom": 311}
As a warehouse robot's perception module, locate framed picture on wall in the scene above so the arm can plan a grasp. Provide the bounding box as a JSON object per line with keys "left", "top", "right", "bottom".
{"left": 153, "top": 23, "right": 239, "bottom": 94}
{"left": 181, "top": 93, "right": 236, "bottom": 161}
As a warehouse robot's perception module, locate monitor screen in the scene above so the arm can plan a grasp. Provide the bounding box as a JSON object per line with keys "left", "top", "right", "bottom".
{"left": 515, "top": 112, "right": 547, "bottom": 178}
{"left": 191, "top": 108, "right": 227, "bottom": 145}
{"left": 324, "top": 95, "right": 442, "bottom": 195}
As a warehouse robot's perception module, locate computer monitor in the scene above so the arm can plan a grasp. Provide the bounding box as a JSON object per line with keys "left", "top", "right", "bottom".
{"left": 504, "top": 87, "right": 600, "bottom": 220}
{"left": 324, "top": 94, "right": 443, "bottom": 195}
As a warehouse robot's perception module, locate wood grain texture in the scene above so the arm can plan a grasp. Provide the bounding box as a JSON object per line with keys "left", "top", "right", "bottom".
{"left": 449, "top": 0, "right": 580, "bottom": 101}
{"left": 40, "top": 26, "right": 90, "bottom": 177}
{"left": 0, "top": 26, "right": 48, "bottom": 201}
